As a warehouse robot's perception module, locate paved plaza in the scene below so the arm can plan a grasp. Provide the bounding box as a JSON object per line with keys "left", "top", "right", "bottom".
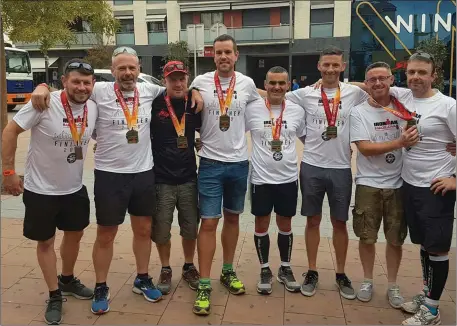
{"left": 1, "top": 111, "right": 456, "bottom": 325}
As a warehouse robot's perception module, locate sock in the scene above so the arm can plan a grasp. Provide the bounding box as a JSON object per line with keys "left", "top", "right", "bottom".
{"left": 336, "top": 273, "right": 346, "bottom": 280}
{"left": 222, "top": 263, "right": 233, "bottom": 272}
{"left": 137, "top": 273, "right": 149, "bottom": 280}
{"left": 425, "top": 297, "right": 439, "bottom": 315}
{"left": 161, "top": 266, "right": 172, "bottom": 271}
{"left": 427, "top": 254, "right": 449, "bottom": 308}
{"left": 49, "top": 289, "right": 61, "bottom": 298}
{"left": 59, "top": 274, "right": 74, "bottom": 284}
{"left": 199, "top": 278, "right": 211, "bottom": 286}
{"left": 420, "top": 246, "right": 430, "bottom": 294}
{"left": 254, "top": 231, "right": 270, "bottom": 267}
{"left": 183, "top": 263, "right": 194, "bottom": 271}
{"left": 277, "top": 230, "right": 293, "bottom": 265}
{"left": 95, "top": 282, "right": 107, "bottom": 288}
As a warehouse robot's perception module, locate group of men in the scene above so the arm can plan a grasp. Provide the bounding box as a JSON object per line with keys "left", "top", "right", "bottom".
{"left": 1, "top": 33, "right": 455, "bottom": 326}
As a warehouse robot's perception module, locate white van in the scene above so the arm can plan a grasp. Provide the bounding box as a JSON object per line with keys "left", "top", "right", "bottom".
{"left": 93, "top": 69, "right": 162, "bottom": 86}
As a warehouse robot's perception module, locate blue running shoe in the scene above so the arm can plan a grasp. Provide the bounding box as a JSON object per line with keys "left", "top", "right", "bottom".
{"left": 133, "top": 277, "right": 163, "bottom": 302}
{"left": 91, "top": 285, "right": 110, "bottom": 315}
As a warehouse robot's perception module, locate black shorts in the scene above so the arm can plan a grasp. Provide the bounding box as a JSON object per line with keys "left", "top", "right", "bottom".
{"left": 250, "top": 181, "right": 298, "bottom": 218}
{"left": 402, "top": 182, "right": 456, "bottom": 253}
{"left": 94, "top": 168, "right": 156, "bottom": 226}
{"left": 23, "top": 186, "right": 90, "bottom": 241}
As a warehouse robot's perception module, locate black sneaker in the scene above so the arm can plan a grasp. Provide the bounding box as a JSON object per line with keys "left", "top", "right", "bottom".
{"left": 58, "top": 276, "right": 93, "bottom": 300}
{"left": 257, "top": 268, "right": 273, "bottom": 295}
{"left": 44, "top": 295, "right": 66, "bottom": 325}
{"left": 277, "top": 266, "right": 300, "bottom": 293}
{"left": 336, "top": 274, "right": 356, "bottom": 300}
{"left": 300, "top": 270, "right": 318, "bottom": 297}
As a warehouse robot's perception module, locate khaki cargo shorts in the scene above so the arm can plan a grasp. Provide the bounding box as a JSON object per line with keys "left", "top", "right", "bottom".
{"left": 352, "top": 185, "right": 407, "bottom": 246}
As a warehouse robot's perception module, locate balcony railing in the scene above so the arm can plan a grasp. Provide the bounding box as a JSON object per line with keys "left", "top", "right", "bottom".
{"left": 116, "top": 32, "right": 135, "bottom": 45}
{"left": 148, "top": 31, "right": 168, "bottom": 45}
{"left": 179, "top": 25, "right": 290, "bottom": 45}
{"left": 14, "top": 32, "right": 100, "bottom": 50}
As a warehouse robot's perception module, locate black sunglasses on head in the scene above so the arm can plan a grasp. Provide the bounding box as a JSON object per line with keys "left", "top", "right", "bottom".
{"left": 65, "top": 62, "right": 94, "bottom": 74}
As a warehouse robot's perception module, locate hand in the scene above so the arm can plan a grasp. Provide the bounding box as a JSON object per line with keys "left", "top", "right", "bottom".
{"left": 446, "top": 142, "right": 456, "bottom": 156}
{"left": 430, "top": 177, "right": 456, "bottom": 195}
{"left": 31, "top": 85, "right": 51, "bottom": 111}
{"left": 398, "top": 125, "right": 419, "bottom": 148}
{"left": 312, "top": 79, "right": 323, "bottom": 90}
{"left": 93, "top": 143, "right": 97, "bottom": 153}
{"left": 3, "top": 174, "right": 24, "bottom": 196}
{"left": 195, "top": 138, "right": 202, "bottom": 151}
{"left": 191, "top": 89, "right": 204, "bottom": 114}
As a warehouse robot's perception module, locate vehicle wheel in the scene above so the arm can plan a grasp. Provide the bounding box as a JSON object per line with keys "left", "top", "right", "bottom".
{"left": 7, "top": 105, "right": 16, "bottom": 112}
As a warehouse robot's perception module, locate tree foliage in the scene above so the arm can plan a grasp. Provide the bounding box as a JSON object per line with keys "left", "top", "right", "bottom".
{"left": 163, "top": 40, "right": 191, "bottom": 78}
{"left": 1, "top": 0, "right": 119, "bottom": 56}
{"left": 416, "top": 38, "right": 448, "bottom": 91}
{"left": 85, "top": 44, "right": 115, "bottom": 69}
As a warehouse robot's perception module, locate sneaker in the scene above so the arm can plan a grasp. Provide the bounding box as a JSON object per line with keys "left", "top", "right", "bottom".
{"left": 300, "top": 271, "right": 318, "bottom": 297}
{"left": 220, "top": 270, "right": 245, "bottom": 295}
{"left": 336, "top": 274, "right": 356, "bottom": 300}
{"left": 182, "top": 265, "right": 200, "bottom": 291}
{"left": 401, "top": 305, "right": 441, "bottom": 325}
{"left": 387, "top": 284, "right": 404, "bottom": 309}
{"left": 402, "top": 293, "right": 426, "bottom": 314}
{"left": 133, "top": 277, "right": 163, "bottom": 302}
{"left": 157, "top": 269, "right": 172, "bottom": 295}
{"left": 91, "top": 285, "right": 110, "bottom": 315}
{"left": 277, "top": 266, "right": 300, "bottom": 293}
{"left": 257, "top": 268, "right": 273, "bottom": 295}
{"left": 356, "top": 281, "right": 373, "bottom": 302}
{"left": 193, "top": 284, "right": 212, "bottom": 315}
{"left": 44, "top": 295, "right": 66, "bottom": 325}
{"left": 58, "top": 276, "right": 93, "bottom": 300}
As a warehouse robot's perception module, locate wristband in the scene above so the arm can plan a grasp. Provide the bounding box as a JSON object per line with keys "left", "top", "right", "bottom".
{"left": 3, "top": 170, "right": 15, "bottom": 176}
{"left": 38, "top": 83, "right": 51, "bottom": 90}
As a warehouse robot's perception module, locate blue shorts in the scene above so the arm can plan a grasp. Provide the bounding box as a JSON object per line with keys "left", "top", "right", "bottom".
{"left": 198, "top": 158, "right": 249, "bottom": 218}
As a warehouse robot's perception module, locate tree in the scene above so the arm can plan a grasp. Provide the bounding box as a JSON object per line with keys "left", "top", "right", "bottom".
{"left": 1, "top": 0, "right": 119, "bottom": 82}
{"left": 85, "top": 44, "right": 115, "bottom": 69}
{"left": 416, "top": 38, "right": 448, "bottom": 92}
{"left": 163, "top": 40, "right": 191, "bottom": 79}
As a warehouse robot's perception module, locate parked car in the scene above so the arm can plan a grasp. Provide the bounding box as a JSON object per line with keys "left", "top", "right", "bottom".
{"left": 93, "top": 69, "right": 163, "bottom": 86}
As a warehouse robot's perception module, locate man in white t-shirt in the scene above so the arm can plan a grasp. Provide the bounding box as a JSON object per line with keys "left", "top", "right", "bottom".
{"left": 2, "top": 59, "right": 97, "bottom": 325}
{"left": 190, "top": 34, "right": 261, "bottom": 316}
{"left": 246, "top": 66, "right": 305, "bottom": 295}
{"left": 350, "top": 62, "right": 419, "bottom": 309}
{"left": 399, "top": 53, "right": 456, "bottom": 326}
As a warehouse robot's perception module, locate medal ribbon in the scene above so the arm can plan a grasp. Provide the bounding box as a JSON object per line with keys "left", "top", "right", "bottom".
{"left": 60, "top": 91, "right": 87, "bottom": 146}
{"left": 164, "top": 95, "right": 187, "bottom": 137}
{"left": 375, "top": 96, "right": 414, "bottom": 121}
{"left": 265, "top": 99, "right": 286, "bottom": 140}
{"left": 214, "top": 72, "right": 236, "bottom": 116}
{"left": 114, "top": 83, "right": 139, "bottom": 129}
{"left": 321, "top": 87, "right": 341, "bottom": 127}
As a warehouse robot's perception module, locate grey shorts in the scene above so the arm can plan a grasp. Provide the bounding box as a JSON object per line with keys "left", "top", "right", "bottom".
{"left": 299, "top": 162, "right": 353, "bottom": 221}
{"left": 152, "top": 181, "right": 200, "bottom": 244}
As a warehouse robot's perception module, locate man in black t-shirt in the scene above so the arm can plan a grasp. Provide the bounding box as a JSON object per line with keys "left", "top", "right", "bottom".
{"left": 150, "top": 61, "right": 201, "bottom": 295}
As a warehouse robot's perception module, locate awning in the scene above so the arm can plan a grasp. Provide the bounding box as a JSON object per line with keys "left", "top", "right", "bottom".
{"left": 29, "top": 57, "right": 59, "bottom": 73}
{"left": 145, "top": 14, "right": 166, "bottom": 22}
{"left": 179, "top": 1, "right": 230, "bottom": 12}
{"left": 231, "top": 1, "right": 290, "bottom": 10}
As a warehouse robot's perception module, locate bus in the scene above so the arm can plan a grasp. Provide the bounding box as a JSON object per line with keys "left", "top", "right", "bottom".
{"left": 4, "top": 35, "right": 33, "bottom": 111}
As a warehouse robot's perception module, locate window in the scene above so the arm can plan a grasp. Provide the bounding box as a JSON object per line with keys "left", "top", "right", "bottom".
{"left": 242, "top": 9, "right": 270, "bottom": 26}
{"left": 114, "top": 0, "right": 133, "bottom": 5}
{"left": 200, "top": 11, "right": 223, "bottom": 29}
{"left": 68, "top": 18, "right": 91, "bottom": 32}
{"left": 118, "top": 18, "right": 134, "bottom": 33}
{"left": 310, "top": 8, "right": 334, "bottom": 38}
{"left": 180, "top": 12, "right": 194, "bottom": 29}
{"left": 280, "top": 7, "right": 293, "bottom": 25}
{"left": 147, "top": 21, "right": 167, "bottom": 32}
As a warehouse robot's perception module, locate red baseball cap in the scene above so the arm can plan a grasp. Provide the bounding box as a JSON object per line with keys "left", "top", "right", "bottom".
{"left": 163, "top": 60, "right": 188, "bottom": 77}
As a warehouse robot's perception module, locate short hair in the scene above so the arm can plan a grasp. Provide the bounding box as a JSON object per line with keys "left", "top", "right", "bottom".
{"left": 407, "top": 51, "right": 436, "bottom": 73}
{"left": 365, "top": 61, "right": 391, "bottom": 76}
{"left": 63, "top": 58, "right": 94, "bottom": 77}
{"left": 267, "top": 66, "right": 288, "bottom": 75}
{"left": 213, "top": 34, "right": 237, "bottom": 52}
{"left": 319, "top": 46, "right": 344, "bottom": 59}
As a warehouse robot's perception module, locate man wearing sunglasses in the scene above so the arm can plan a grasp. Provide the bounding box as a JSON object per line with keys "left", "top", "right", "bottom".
{"left": 31, "top": 47, "right": 203, "bottom": 315}
{"left": 399, "top": 52, "right": 456, "bottom": 326}
{"left": 150, "top": 61, "right": 201, "bottom": 295}
{"left": 2, "top": 59, "right": 97, "bottom": 325}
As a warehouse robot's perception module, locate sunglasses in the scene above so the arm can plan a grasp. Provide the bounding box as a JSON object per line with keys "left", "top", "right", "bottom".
{"left": 112, "top": 46, "right": 137, "bottom": 57}
{"left": 410, "top": 52, "right": 435, "bottom": 62}
{"left": 65, "top": 62, "right": 94, "bottom": 74}
{"left": 164, "top": 63, "right": 186, "bottom": 72}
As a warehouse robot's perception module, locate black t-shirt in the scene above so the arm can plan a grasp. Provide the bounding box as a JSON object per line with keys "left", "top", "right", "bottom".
{"left": 150, "top": 90, "right": 201, "bottom": 185}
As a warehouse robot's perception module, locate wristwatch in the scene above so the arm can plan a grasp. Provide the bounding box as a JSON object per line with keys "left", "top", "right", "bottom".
{"left": 3, "top": 170, "right": 15, "bottom": 176}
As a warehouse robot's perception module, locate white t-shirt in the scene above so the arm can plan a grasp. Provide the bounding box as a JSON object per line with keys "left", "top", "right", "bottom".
{"left": 402, "top": 90, "right": 456, "bottom": 187}
{"left": 14, "top": 90, "right": 98, "bottom": 195}
{"left": 246, "top": 99, "right": 306, "bottom": 185}
{"left": 91, "top": 82, "right": 164, "bottom": 173}
{"left": 351, "top": 87, "right": 415, "bottom": 189}
{"left": 191, "top": 71, "right": 260, "bottom": 162}
{"left": 286, "top": 83, "right": 369, "bottom": 169}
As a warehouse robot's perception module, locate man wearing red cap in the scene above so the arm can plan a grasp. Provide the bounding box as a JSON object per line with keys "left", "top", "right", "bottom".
{"left": 150, "top": 61, "right": 201, "bottom": 295}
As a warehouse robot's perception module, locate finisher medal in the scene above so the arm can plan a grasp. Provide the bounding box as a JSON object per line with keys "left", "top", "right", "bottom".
{"left": 219, "top": 114, "right": 231, "bottom": 132}
{"left": 75, "top": 146, "right": 83, "bottom": 160}
{"left": 126, "top": 128, "right": 139, "bottom": 144}
{"left": 177, "top": 135, "right": 188, "bottom": 149}
{"left": 326, "top": 126, "right": 338, "bottom": 139}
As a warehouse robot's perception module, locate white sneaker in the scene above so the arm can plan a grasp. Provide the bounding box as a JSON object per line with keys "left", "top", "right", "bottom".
{"left": 387, "top": 284, "right": 404, "bottom": 309}
{"left": 401, "top": 305, "right": 441, "bottom": 325}
{"left": 356, "top": 281, "right": 373, "bottom": 302}
{"left": 402, "top": 293, "right": 426, "bottom": 314}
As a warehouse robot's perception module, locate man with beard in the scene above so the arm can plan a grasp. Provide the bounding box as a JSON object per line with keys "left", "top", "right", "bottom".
{"left": 2, "top": 59, "right": 97, "bottom": 325}
{"left": 190, "top": 34, "right": 261, "bottom": 316}
{"left": 350, "top": 62, "right": 418, "bottom": 308}
{"left": 150, "top": 61, "right": 201, "bottom": 294}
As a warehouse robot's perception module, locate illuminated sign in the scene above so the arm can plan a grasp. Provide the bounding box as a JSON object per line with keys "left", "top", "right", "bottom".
{"left": 385, "top": 13, "right": 453, "bottom": 33}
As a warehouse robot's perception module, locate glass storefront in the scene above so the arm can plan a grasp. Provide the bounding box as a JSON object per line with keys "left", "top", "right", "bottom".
{"left": 349, "top": 0, "right": 456, "bottom": 98}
